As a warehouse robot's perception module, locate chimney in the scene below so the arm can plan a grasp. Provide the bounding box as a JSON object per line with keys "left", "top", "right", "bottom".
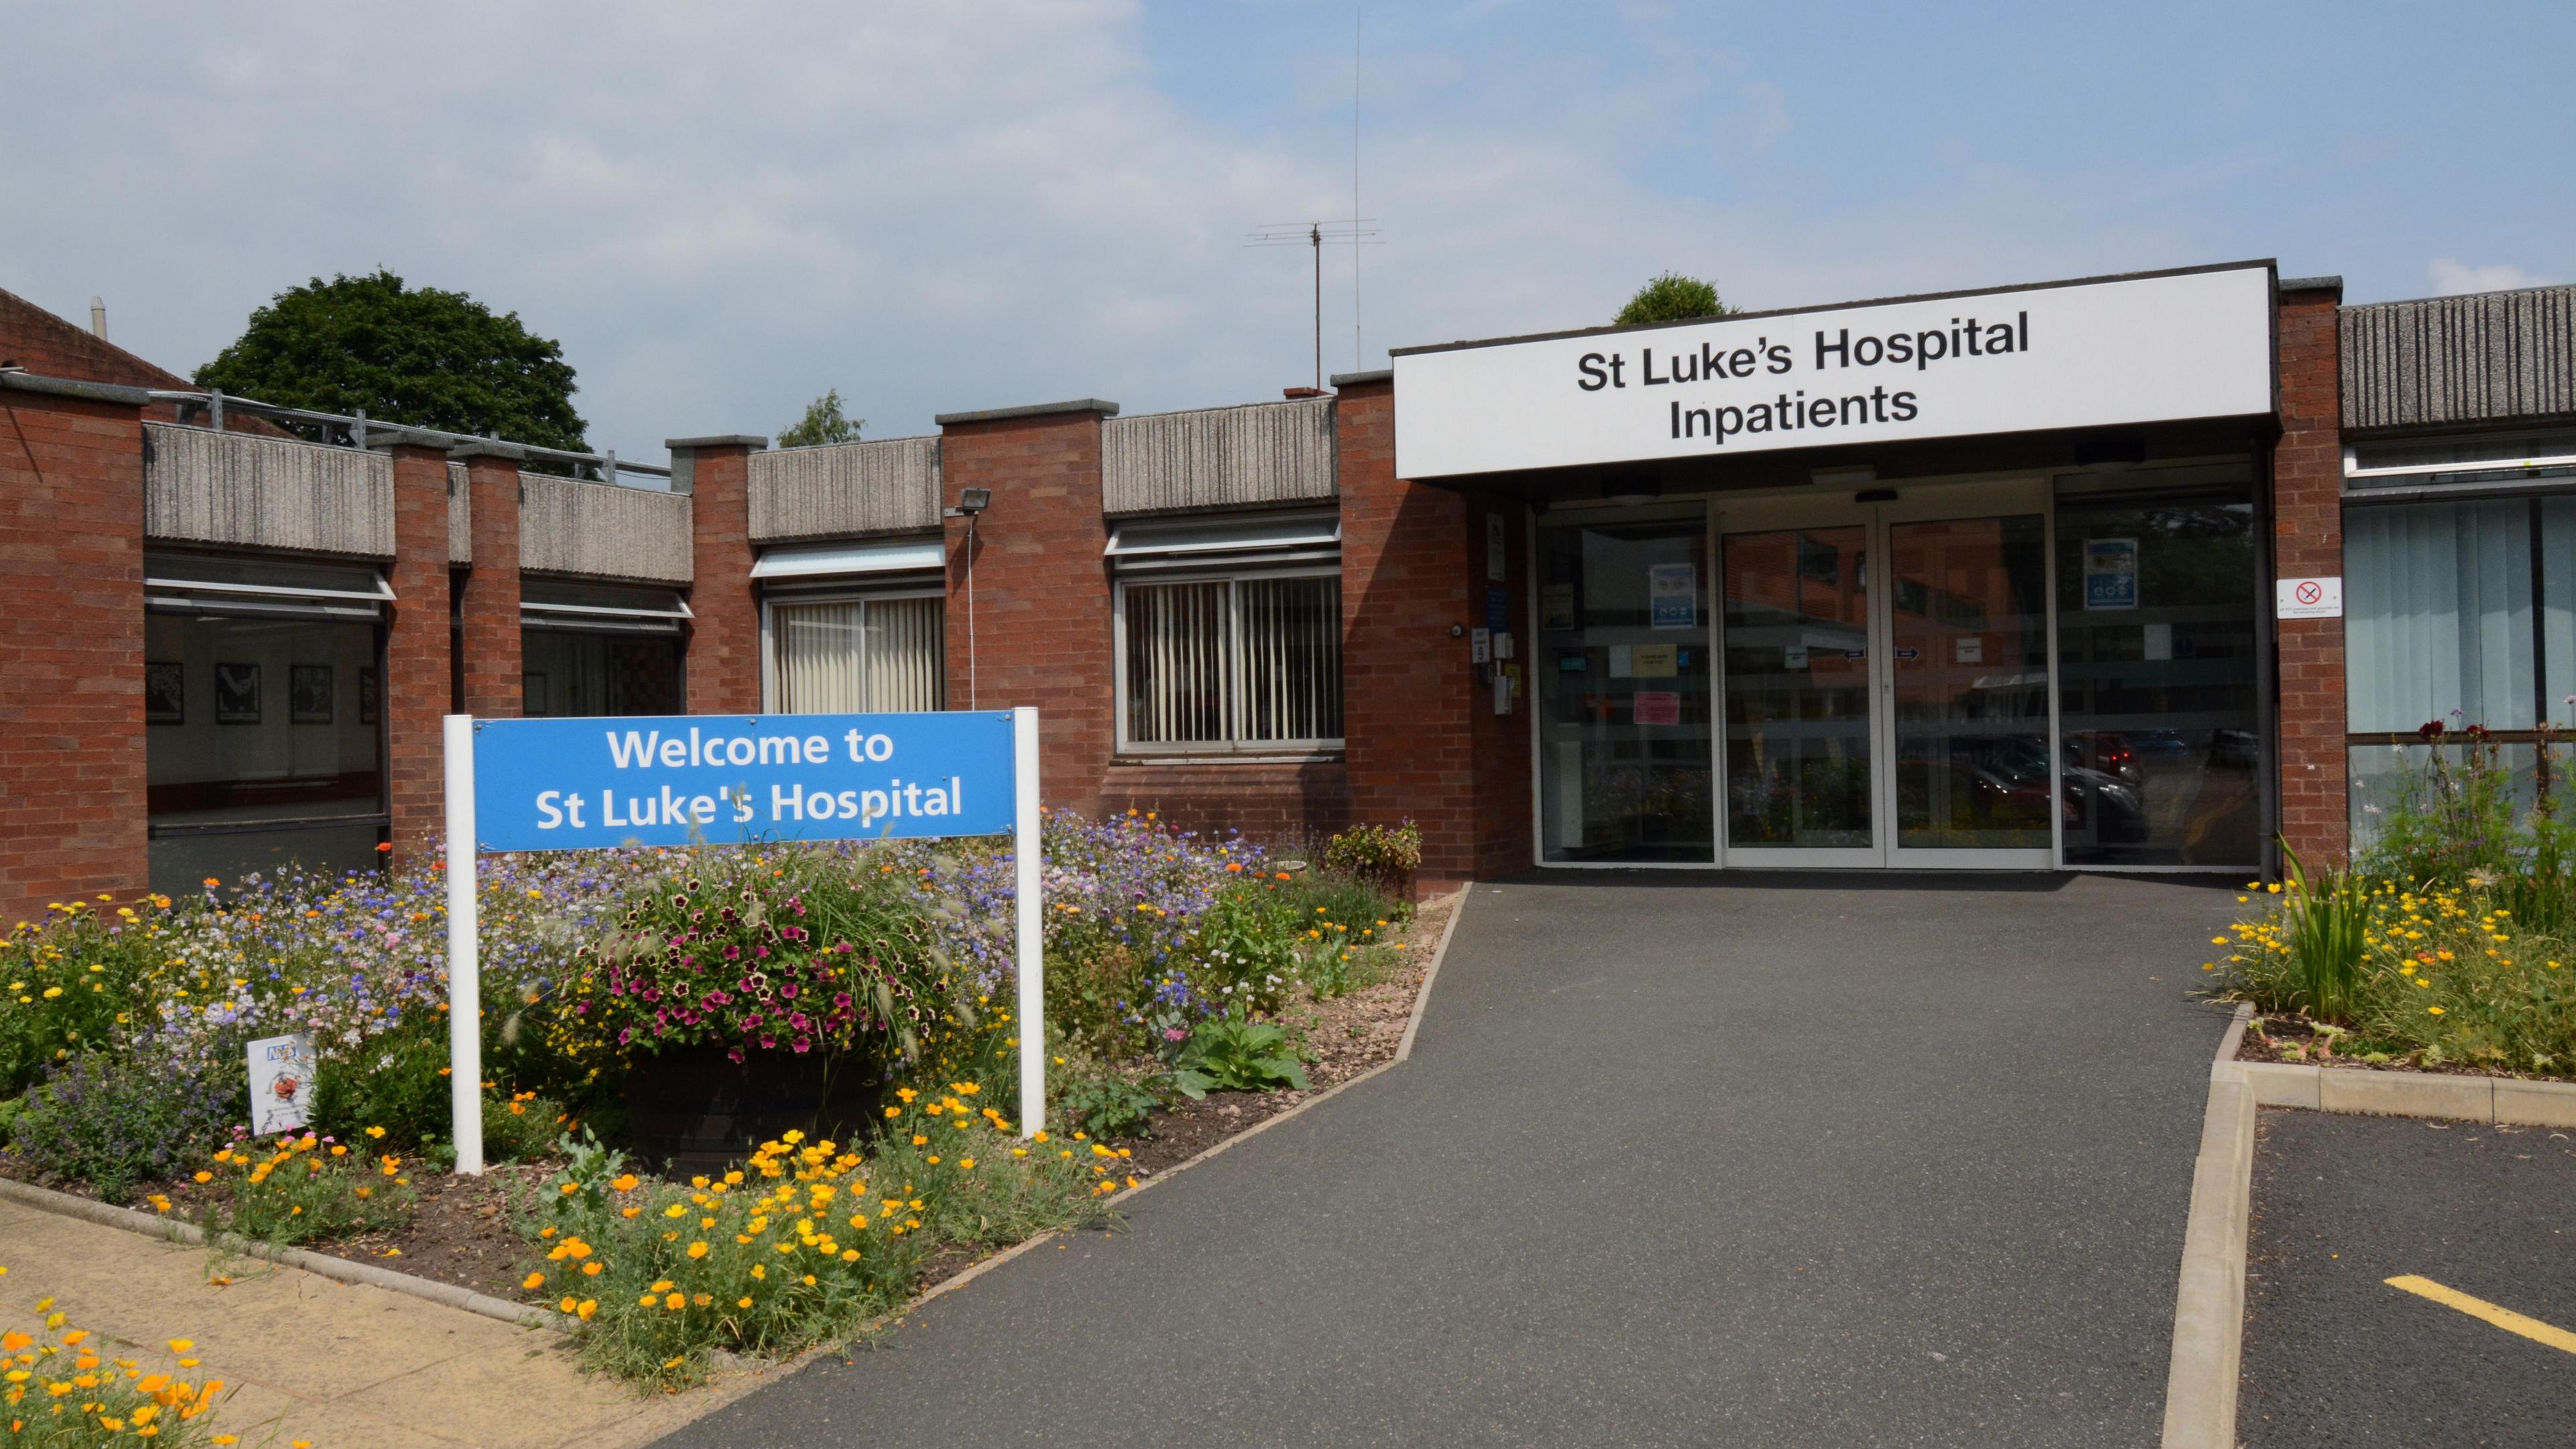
{"left": 89, "top": 297, "right": 107, "bottom": 341}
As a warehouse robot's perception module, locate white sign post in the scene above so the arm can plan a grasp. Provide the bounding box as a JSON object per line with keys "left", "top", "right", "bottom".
{"left": 439, "top": 707, "right": 1045, "bottom": 1177}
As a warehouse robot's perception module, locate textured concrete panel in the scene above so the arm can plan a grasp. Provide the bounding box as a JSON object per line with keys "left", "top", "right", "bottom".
{"left": 749, "top": 435, "right": 941, "bottom": 541}
{"left": 449, "top": 461, "right": 472, "bottom": 562}
{"left": 1102, "top": 396, "right": 1336, "bottom": 517}
{"left": 519, "top": 473, "right": 694, "bottom": 583}
{"left": 2343, "top": 285, "right": 2576, "bottom": 431}
{"left": 142, "top": 423, "right": 394, "bottom": 557}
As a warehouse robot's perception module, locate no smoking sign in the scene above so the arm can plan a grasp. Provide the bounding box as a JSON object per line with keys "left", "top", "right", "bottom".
{"left": 2277, "top": 576, "right": 2343, "bottom": 619}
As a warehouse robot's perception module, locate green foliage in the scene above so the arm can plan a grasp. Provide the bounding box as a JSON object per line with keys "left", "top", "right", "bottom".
{"left": 1053, "top": 1058, "right": 1163, "bottom": 1139}
{"left": 197, "top": 1130, "right": 416, "bottom": 1245}
{"left": 1615, "top": 272, "right": 1731, "bottom": 326}
{"left": 2277, "top": 843, "right": 2369, "bottom": 1025}
{"left": 1169, "top": 1015, "right": 1308, "bottom": 1099}
{"left": 7, "top": 1053, "right": 234, "bottom": 1204}
{"left": 1320, "top": 821, "right": 1421, "bottom": 896}
{"left": 193, "top": 269, "right": 587, "bottom": 453}
{"left": 310, "top": 1014, "right": 452, "bottom": 1147}
{"left": 1, "top": 898, "right": 179, "bottom": 1100}
{"left": 2359, "top": 727, "right": 2529, "bottom": 888}
{"left": 777, "top": 387, "right": 865, "bottom": 448}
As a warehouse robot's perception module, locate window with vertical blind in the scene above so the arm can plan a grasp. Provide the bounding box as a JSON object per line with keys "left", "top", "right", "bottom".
{"left": 766, "top": 594, "right": 945, "bottom": 713}
{"left": 1118, "top": 572, "right": 1342, "bottom": 751}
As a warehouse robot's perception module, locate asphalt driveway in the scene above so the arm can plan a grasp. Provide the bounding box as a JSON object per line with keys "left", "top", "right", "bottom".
{"left": 657, "top": 873, "right": 2241, "bottom": 1448}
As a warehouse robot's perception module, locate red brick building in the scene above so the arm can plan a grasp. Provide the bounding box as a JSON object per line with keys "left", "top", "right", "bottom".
{"left": 5, "top": 260, "right": 2573, "bottom": 918}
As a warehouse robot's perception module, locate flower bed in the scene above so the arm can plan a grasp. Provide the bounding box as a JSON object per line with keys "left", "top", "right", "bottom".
{"left": 2213, "top": 727, "right": 2576, "bottom": 1080}
{"left": 3, "top": 811, "right": 1415, "bottom": 1384}
{"left": 0, "top": 1265, "right": 237, "bottom": 1446}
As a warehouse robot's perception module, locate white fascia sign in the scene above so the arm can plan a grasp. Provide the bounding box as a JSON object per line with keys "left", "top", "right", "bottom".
{"left": 1390, "top": 263, "right": 2277, "bottom": 480}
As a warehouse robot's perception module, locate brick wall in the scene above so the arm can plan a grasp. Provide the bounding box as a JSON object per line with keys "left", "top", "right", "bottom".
{"left": 2273, "top": 282, "right": 2348, "bottom": 865}
{"left": 1336, "top": 379, "right": 1485, "bottom": 891}
{"left": 0, "top": 384, "right": 149, "bottom": 922}
{"left": 680, "top": 439, "right": 762, "bottom": 714}
{"left": 456, "top": 449, "right": 523, "bottom": 718}
{"left": 382, "top": 443, "right": 451, "bottom": 866}
{"left": 1099, "top": 761, "right": 1352, "bottom": 852}
{"left": 938, "top": 407, "right": 1119, "bottom": 813}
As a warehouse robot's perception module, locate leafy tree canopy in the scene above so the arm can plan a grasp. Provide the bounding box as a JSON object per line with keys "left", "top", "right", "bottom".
{"left": 193, "top": 270, "right": 587, "bottom": 452}
{"left": 1615, "top": 272, "right": 1733, "bottom": 327}
{"left": 777, "top": 388, "right": 865, "bottom": 449}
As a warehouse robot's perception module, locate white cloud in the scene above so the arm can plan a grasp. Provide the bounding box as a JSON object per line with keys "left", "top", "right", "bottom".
{"left": 2428, "top": 258, "right": 2560, "bottom": 296}
{"left": 0, "top": 1, "right": 2218, "bottom": 461}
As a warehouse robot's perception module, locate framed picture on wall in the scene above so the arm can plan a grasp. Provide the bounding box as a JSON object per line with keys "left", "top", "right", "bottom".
{"left": 290, "top": 664, "right": 334, "bottom": 724}
{"left": 215, "top": 662, "right": 261, "bottom": 724}
{"left": 145, "top": 661, "right": 184, "bottom": 724}
{"left": 358, "top": 666, "right": 380, "bottom": 725}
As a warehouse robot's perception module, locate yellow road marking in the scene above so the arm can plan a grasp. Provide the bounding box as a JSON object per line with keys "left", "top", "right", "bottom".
{"left": 2385, "top": 1275, "right": 2576, "bottom": 1355}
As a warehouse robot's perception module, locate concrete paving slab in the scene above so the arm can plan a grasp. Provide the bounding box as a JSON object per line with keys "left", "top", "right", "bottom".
{"left": 0, "top": 1194, "right": 765, "bottom": 1447}
{"left": 655, "top": 872, "right": 2241, "bottom": 1449}
{"left": 2240, "top": 1108, "right": 2576, "bottom": 1446}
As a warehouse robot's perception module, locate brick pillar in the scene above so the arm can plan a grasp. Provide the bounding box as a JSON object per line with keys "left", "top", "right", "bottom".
{"left": 672, "top": 435, "right": 766, "bottom": 715}
{"left": 382, "top": 442, "right": 451, "bottom": 866}
{"left": 453, "top": 442, "right": 525, "bottom": 719}
{"left": 2273, "top": 278, "right": 2347, "bottom": 866}
{"left": 0, "top": 376, "right": 150, "bottom": 920}
{"left": 935, "top": 400, "right": 1118, "bottom": 814}
{"left": 1334, "top": 374, "right": 1484, "bottom": 892}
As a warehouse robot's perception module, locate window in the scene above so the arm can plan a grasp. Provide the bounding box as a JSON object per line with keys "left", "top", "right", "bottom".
{"left": 521, "top": 580, "right": 687, "bottom": 718}
{"left": 767, "top": 595, "right": 945, "bottom": 713}
{"left": 1119, "top": 573, "right": 1342, "bottom": 751}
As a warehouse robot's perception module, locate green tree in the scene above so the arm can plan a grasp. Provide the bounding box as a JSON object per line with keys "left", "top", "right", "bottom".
{"left": 194, "top": 270, "right": 587, "bottom": 452}
{"left": 777, "top": 388, "right": 865, "bottom": 448}
{"left": 1615, "top": 272, "right": 1733, "bottom": 326}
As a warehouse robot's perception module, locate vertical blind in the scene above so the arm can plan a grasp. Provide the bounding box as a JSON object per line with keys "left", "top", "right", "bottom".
{"left": 1124, "top": 574, "right": 1342, "bottom": 747}
{"left": 772, "top": 597, "right": 945, "bottom": 713}
{"left": 2346, "top": 500, "right": 2536, "bottom": 731}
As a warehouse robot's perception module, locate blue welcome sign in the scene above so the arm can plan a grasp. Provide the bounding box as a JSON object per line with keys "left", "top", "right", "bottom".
{"left": 470, "top": 711, "right": 1016, "bottom": 850}
{"left": 439, "top": 707, "right": 1044, "bottom": 1176}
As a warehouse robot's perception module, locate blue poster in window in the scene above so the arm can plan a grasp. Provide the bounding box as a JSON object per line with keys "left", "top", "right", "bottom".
{"left": 2083, "top": 538, "right": 2139, "bottom": 610}
{"left": 1648, "top": 562, "right": 1697, "bottom": 630}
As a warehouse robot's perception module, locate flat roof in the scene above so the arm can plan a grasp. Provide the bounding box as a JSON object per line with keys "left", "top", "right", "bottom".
{"left": 1386, "top": 258, "right": 2279, "bottom": 360}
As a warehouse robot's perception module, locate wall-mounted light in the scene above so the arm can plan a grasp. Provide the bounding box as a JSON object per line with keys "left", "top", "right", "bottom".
{"left": 945, "top": 488, "right": 994, "bottom": 707}
{"left": 945, "top": 487, "right": 992, "bottom": 518}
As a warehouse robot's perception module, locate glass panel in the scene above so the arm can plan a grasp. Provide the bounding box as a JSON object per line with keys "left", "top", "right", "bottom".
{"left": 1237, "top": 576, "right": 1342, "bottom": 742}
{"left": 2351, "top": 741, "right": 2542, "bottom": 855}
{"left": 1888, "top": 515, "right": 2051, "bottom": 850}
{"left": 523, "top": 631, "right": 683, "bottom": 717}
{"left": 772, "top": 601, "right": 867, "bottom": 712}
{"left": 145, "top": 612, "right": 383, "bottom": 892}
{"left": 2540, "top": 498, "right": 2576, "bottom": 727}
{"left": 2345, "top": 500, "right": 2534, "bottom": 732}
{"left": 1536, "top": 514, "right": 1713, "bottom": 862}
{"left": 863, "top": 598, "right": 946, "bottom": 712}
{"left": 1124, "top": 581, "right": 1230, "bottom": 745}
{"left": 1721, "top": 527, "right": 1871, "bottom": 849}
{"left": 2053, "top": 492, "right": 2263, "bottom": 867}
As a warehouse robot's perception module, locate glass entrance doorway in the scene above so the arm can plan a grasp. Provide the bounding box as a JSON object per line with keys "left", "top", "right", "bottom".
{"left": 1717, "top": 482, "right": 2054, "bottom": 867}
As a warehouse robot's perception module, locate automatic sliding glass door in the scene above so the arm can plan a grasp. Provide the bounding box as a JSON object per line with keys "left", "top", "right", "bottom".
{"left": 1716, "top": 482, "right": 2053, "bottom": 868}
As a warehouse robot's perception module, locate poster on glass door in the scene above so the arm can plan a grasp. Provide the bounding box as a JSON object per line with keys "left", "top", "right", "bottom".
{"left": 1648, "top": 562, "right": 1697, "bottom": 629}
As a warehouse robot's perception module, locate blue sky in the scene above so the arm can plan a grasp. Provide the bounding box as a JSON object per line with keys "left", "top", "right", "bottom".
{"left": 1, "top": 2, "right": 2566, "bottom": 462}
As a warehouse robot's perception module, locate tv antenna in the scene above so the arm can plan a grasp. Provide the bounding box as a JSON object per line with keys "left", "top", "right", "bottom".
{"left": 1248, "top": 219, "right": 1382, "bottom": 392}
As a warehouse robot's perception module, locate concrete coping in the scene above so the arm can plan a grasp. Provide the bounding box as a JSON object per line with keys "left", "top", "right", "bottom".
{"left": 448, "top": 439, "right": 530, "bottom": 462}
{"left": 2279, "top": 275, "right": 2345, "bottom": 296}
{"left": 0, "top": 370, "right": 153, "bottom": 407}
{"left": 665, "top": 433, "right": 770, "bottom": 451}
{"left": 1328, "top": 369, "right": 1393, "bottom": 388}
{"left": 933, "top": 398, "right": 1120, "bottom": 426}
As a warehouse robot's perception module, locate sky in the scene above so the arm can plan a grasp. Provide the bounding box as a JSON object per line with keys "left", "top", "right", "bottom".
{"left": 3, "top": 1, "right": 2570, "bottom": 464}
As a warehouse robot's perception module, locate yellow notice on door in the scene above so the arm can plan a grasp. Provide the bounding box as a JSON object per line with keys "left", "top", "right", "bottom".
{"left": 1629, "top": 644, "right": 1678, "bottom": 678}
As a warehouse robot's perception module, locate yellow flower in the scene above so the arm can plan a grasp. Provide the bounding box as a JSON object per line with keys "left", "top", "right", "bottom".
{"left": 523, "top": 1273, "right": 545, "bottom": 1290}
{"left": 687, "top": 1242, "right": 709, "bottom": 1259}
{"left": 2428, "top": 1005, "right": 2446, "bottom": 1015}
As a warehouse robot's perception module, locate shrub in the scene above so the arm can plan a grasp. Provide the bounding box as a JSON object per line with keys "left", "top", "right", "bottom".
{"left": 7, "top": 1053, "right": 235, "bottom": 1204}
{"left": 1320, "top": 822, "right": 1421, "bottom": 896}
{"left": 194, "top": 1128, "right": 416, "bottom": 1244}
{"left": 1053, "top": 1057, "right": 1162, "bottom": 1139}
{"left": 0, "top": 893, "right": 187, "bottom": 1100}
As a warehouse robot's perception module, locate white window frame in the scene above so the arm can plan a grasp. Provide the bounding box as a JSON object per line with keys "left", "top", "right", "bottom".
{"left": 1112, "top": 564, "right": 1344, "bottom": 758}
{"left": 759, "top": 588, "right": 949, "bottom": 714}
